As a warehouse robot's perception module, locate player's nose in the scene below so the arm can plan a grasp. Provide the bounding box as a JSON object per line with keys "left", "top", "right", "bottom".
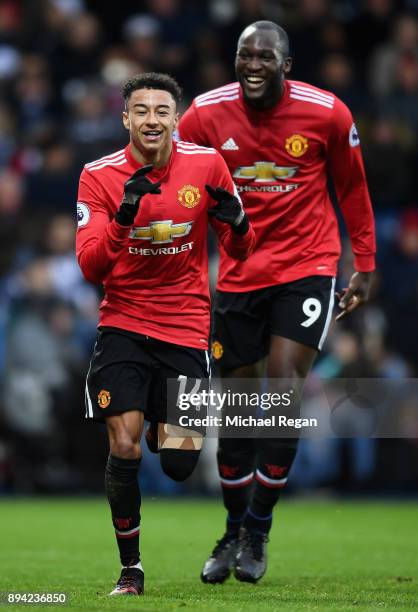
{"left": 247, "top": 56, "right": 263, "bottom": 71}
{"left": 145, "top": 111, "right": 159, "bottom": 125}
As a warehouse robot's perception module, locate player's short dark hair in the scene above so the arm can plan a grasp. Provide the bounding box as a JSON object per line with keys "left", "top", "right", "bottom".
{"left": 240, "top": 21, "right": 290, "bottom": 56}
{"left": 122, "top": 73, "right": 182, "bottom": 106}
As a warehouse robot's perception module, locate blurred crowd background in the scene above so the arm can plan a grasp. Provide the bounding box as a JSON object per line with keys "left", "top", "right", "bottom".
{"left": 0, "top": 0, "right": 417, "bottom": 495}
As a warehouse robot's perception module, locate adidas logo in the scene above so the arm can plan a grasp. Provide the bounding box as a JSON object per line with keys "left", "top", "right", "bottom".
{"left": 221, "top": 138, "right": 239, "bottom": 151}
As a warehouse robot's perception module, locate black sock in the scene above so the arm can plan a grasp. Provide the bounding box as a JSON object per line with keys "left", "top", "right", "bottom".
{"left": 217, "top": 438, "right": 256, "bottom": 534}
{"left": 105, "top": 454, "right": 141, "bottom": 567}
{"left": 226, "top": 512, "right": 246, "bottom": 535}
{"left": 242, "top": 508, "right": 273, "bottom": 534}
{"left": 244, "top": 438, "right": 299, "bottom": 534}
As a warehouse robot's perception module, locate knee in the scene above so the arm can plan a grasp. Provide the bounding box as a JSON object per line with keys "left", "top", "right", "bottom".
{"left": 110, "top": 436, "right": 141, "bottom": 460}
{"left": 160, "top": 449, "right": 200, "bottom": 482}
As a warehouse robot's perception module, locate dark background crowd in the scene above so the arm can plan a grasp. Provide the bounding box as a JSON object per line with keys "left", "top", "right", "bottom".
{"left": 0, "top": 0, "right": 417, "bottom": 495}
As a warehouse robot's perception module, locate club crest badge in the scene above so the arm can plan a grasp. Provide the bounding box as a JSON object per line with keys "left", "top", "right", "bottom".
{"left": 285, "top": 134, "right": 309, "bottom": 158}
{"left": 98, "top": 389, "right": 111, "bottom": 409}
{"left": 211, "top": 340, "right": 224, "bottom": 360}
{"left": 178, "top": 185, "right": 201, "bottom": 208}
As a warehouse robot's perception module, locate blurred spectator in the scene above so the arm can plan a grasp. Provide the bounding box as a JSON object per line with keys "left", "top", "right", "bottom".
{"left": 286, "top": 0, "right": 334, "bottom": 83}
{"left": 12, "top": 53, "right": 60, "bottom": 139}
{"left": 24, "top": 140, "right": 79, "bottom": 209}
{"left": 2, "top": 259, "right": 85, "bottom": 491}
{"left": 369, "top": 14, "right": 418, "bottom": 97}
{"left": 144, "top": 0, "right": 203, "bottom": 83}
{"left": 363, "top": 115, "right": 416, "bottom": 208}
{"left": 380, "top": 51, "right": 418, "bottom": 132}
{"left": 347, "top": 0, "right": 396, "bottom": 82}
{"left": 378, "top": 208, "right": 418, "bottom": 370}
{"left": 0, "top": 103, "right": 17, "bottom": 166}
{"left": 65, "top": 80, "right": 125, "bottom": 164}
{"left": 317, "top": 53, "right": 367, "bottom": 112}
{"left": 0, "top": 169, "right": 24, "bottom": 276}
{"left": 52, "top": 12, "right": 104, "bottom": 89}
{"left": 123, "top": 14, "right": 162, "bottom": 73}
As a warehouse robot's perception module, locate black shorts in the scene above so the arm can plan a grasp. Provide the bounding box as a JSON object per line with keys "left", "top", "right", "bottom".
{"left": 85, "top": 327, "right": 210, "bottom": 423}
{"left": 212, "top": 275, "right": 335, "bottom": 372}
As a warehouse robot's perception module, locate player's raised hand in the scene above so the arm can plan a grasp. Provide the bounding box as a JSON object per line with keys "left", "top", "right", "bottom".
{"left": 206, "top": 185, "right": 249, "bottom": 235}
{"left": 336, "top": 271, "right": 373, "bottom": 321}
{"left": 116, "top": 165, "right": 161, "bottom": 226}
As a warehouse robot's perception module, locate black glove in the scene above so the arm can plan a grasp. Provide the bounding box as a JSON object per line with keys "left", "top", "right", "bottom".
{"left": 206, "top": 185, "right": 249, "bottom": 235}
{"left": 115, "top": 164, "right": 161, "bottom": 226}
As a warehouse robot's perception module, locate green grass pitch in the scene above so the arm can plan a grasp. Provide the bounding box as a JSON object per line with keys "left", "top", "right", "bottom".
{"left": 1, "top": 498, "right": 417, "bottom": 611}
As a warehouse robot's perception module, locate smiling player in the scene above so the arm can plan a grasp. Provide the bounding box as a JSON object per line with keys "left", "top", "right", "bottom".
{"left": 179, "top": 21, "right": 376, "bottom": 583}
{"left": 76, "top": 72, "right": 254, "bottom": 596}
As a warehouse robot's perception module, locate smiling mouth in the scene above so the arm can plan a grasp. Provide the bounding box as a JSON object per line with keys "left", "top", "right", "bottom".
{"left": 244, "top": 76, "right": 266, "bottom": 90}
{"left": 143, "top": 131, "right": 163, "bottom": 142}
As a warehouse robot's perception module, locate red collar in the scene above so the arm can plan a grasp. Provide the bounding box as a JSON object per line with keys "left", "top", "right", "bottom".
{"left": 124, "top": 141, "right": 176, "bottom": 182}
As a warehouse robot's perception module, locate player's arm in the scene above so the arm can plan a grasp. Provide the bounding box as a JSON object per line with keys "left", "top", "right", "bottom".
{"left": 76, "top": 165, "right": 160, "bottom": 285}
{"left": 327, "top": 99, "right": 376, "bottom": 320}
{"left": 178, "top": 103, "right": 209, "bottom": 146}
{"left": 207, "top": 154, "right": 255, "bottom": 261}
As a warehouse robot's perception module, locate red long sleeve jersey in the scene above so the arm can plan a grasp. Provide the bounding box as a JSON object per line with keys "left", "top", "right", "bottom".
{"left": 179, "top": 80, "right": 376, "bottom": 291}
{"left": 76, "top": 141, "right": 255, "bottom": 349}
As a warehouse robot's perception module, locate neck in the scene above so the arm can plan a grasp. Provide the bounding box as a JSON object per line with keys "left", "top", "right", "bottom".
{"left": 130, "top": 141, "right": 172, "bottom": 169}
{"left": 244, "top": 80, "right": 285, "bottom": 111}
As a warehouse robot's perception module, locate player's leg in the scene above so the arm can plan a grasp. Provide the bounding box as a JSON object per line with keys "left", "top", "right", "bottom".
{"left": 146, "top": 339, "right": 210, "bottom": 481}
{"left": 105, "top": 411, "right": 145, "bottom": 595}
{"left": 85, "top": 329, "right": 152, "bottom": 596}
{"left": 202, "top": 289, "right": 269, "bottom": 583}
{"left": 235, "top": 338, "right": 317, "bottom": 582}
{"left": 235, "top": 276, "right": 335, "bottom": 582}
{"left": 200, "top": 432, "right": 257, "bottom": 584}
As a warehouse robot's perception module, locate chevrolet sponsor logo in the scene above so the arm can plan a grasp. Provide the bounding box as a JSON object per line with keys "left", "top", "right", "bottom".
{"left": 233, "top": 161, "right": 298, "bottom": 182}
{"left": 130, "top": 220, "right": 193, "bottom": 244}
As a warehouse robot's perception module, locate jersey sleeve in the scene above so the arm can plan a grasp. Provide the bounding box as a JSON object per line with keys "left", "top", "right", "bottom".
{"left": 178, "top": 103, "right": 209, "bottom": 146}
{"left": 76, "top": 168, "right": 131, "bottom": 285}
{"left": 208, "top": 153, "right": 255, "bottom": 261}
{"left": 327, "top": 98, "right": 376, "bottom": 272}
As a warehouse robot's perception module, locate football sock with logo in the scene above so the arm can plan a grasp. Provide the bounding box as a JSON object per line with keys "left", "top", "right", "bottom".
{"left": 105, "top": 454, "right": 142, "bottom": 567}
{"left": 217, "top": 438, "right": 256, "bottom": 534}
{"left": 243, "top": 438, "right": 299, "bottom": 534}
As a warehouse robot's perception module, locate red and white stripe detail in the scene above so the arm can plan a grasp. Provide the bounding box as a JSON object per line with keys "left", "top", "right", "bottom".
{"left": 318, "top": 276, "right": 336, "bottom": 350}
{"left": 219, "top": 472, "right": 253, "bottom": 488}
{"left": 177, "top": 141, "right": 216, "bottom": 155}
{"left": 255, "top": 469, "right": 287, "bottom": 488}
{"left": 85, "top": 149, "right": 125, "bottom": 168}
{"left": 195, "top": 83, "right": 240, "bottom": 108}
{"left": 115, "top": 526, "right": 140, "bottom": 539}
{"left": 289, "top": 84, "right": 334, "bottom": 109}
{"left": 85, "top": 150, "right": 127, "bottom": 172}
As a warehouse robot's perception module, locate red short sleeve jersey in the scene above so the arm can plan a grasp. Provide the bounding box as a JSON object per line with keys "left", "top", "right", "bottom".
{"left": 179, "top": 80, "right": 376, "bottom": 291}
{"left": 76, "top": 141, "right": 255, "bottom": 349}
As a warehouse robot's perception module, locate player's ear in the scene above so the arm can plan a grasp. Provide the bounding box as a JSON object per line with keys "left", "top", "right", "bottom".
{"left": 122, "top": 111, "right": 130, "bottom": 131}
{"left": 283, "top": 56, "right": 292, "bottom": 74}
{"left": 174, "top": 112, "right": 179, "bottom": 129}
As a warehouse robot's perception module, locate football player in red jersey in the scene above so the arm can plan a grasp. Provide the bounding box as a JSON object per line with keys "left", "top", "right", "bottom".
{"left": 179, "top": 22, "right": 376, "bottom": 583}
{"left": 76, "top": 72, "right": 255, "bottom": 596}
